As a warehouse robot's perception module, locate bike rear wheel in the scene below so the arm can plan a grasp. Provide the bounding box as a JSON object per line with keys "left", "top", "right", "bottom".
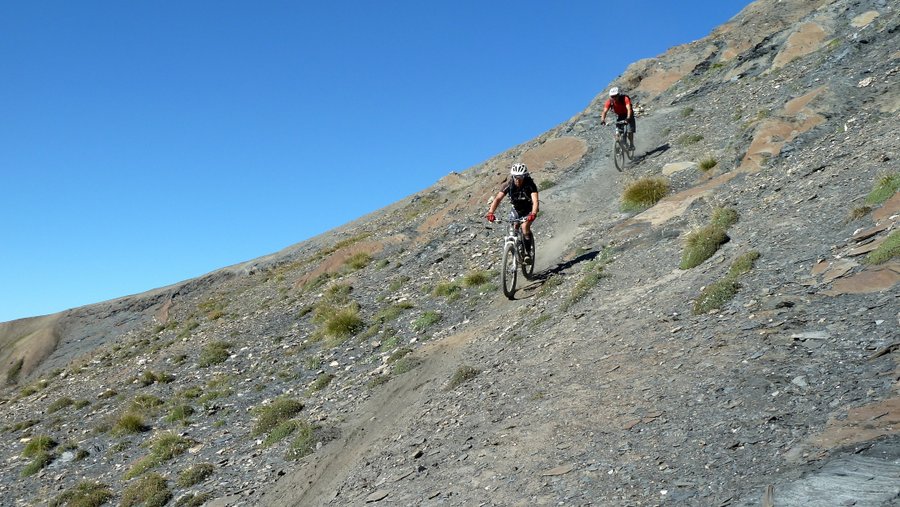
{"left": 501, "top": 242, "right": 517, "bottom": 299}
{"left": 613, "top": 138, "right": 626, "bottom": 171}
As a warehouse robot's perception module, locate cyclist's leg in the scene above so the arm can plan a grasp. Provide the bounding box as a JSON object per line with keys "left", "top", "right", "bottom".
{"left": 627, "top": 117, "right": 636, "bottom": 148}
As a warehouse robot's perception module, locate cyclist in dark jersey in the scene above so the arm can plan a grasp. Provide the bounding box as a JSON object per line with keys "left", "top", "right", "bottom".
{"left": 486, "top": 163, "right": 539, "bottom": 264}
{"left": 600, "top": 86, "right": 636, "bottom": 149}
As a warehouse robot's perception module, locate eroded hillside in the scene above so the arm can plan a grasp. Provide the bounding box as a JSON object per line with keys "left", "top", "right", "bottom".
{"left": 1, "top": 0, "right": 898, "bottom": 506}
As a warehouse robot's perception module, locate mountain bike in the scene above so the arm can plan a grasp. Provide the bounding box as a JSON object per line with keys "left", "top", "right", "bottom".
{"left": 611, "top": 119, "right": 635, "bottom": 171}
{"left": 496, "top": 214, "right": 536, "bottom": 299}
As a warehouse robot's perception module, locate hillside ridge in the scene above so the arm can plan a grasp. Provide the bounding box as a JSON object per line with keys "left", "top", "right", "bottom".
{"left": 1, "top": 0, "right": 898, "bottom": 506}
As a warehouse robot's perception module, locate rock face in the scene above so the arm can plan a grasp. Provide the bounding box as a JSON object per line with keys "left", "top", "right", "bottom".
{"left": 2, "top": 0, "right": 899, "bottom": 506}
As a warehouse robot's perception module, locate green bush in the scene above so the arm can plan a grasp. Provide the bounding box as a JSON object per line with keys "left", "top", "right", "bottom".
{"left": 693, "top": 251, "right": 760, "bottom": 314}
{"left": 124, "top": 432, "right": 192, "bottom": 479}
{"left": 252, "top": 397, "right": 304, "bottom": 436}
{"left": 699, "top": 158, "right": 718, "bottom": 171}
{"left": 412, "top": 311, "right": 442, "bottom": 332}
{"left": 121, "top": 473, "right": 170, "bottom": 507}
{"left": 432, "top": 280, "right": 461, "bottom": 299}
{"left": 21, "top": 451, "right": 53, "bottom": 477}
{"left": 680, "top": 225, "right": 729, "bottom": 269}
{"left": 462, "top": 270, "right": 492, "bottom": 287}
{"left": 112, "top": 413, "right": 149, "bottom": 435}
{"left": 166, "top": 404, "right": 195, "bottom": 424}
{"left": 23, "top": 435, "right": 56, "bottom": 457}
{"left": 324, "top": 307, "right": 364, "bottom": 340}
{"left": 177, "top": 463, "right": 214, "bottom": 488}
{"left": 285, "top": 420, "right": 317, "bottom": 460}
{"left": 345, "top": 252, "right": 372, "bottom": 270}
{"left": 48, "top": 397, "right": 75, "bottom": 414}
{"left": 50, "top": 481, "right": 113, "bottom": 507}
{"left": 198, "top": 341, "right": 231, "bottom": 367}
{"left": 308, "top": 373, "right": 335, "bottom": 393}
{"left": 865, "top": 230, "right": 899, "bottom": 265}
{"left": 864, "top": 173, "right": 899, "bottom": 205}
{"left": 710, "top": 207, "right": 739, "bottom": 228}
{"left": 621, "top": 177, "right": 669, "bottom": 211}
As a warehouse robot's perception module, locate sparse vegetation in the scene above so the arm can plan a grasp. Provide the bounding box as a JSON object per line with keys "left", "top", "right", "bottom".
{"left": 124, "top": 432, "right": 193, "bottom": 479}
{"left": 847, "top": 205, "right": 872, "bottom": 222}
{"left": 374, "top": 302, "right": 414, "bottom": 323}
{"left": 678, "top": 133, "right": 704, "bottom": 146}
{"left": 22, "top": 451, "right": 53, "bottom": 477}
{"left": 121, "top": 473, "right": 171, "bottom": 507}
{"left": 129, "top": 394, "right": 165, "bottom": 415}
{"left": 537, "top": 274, "right": 564, "bottom": 298}
{"left": 345, "top": 252, "right": 372, "bottom": 270}
{"left": 562, "top": 256, "right": 609, "bottom": 311}
{"left": 865, "top": 230, "right": 899, "bottom": 265}
{"left": 462, "top": 270, "right": 492, "bottom": 287}
{"left": 308, "top": 373, "right": 335, "bottom": 393}
{"left": 393, "top": 356, "right": 418, "bottom": 374}
{"left": 388, "top": 275, "right": 411, "bottom": 292}
{"left": 865, "top": 172, "right": 899, "bottom": 205}
{"left": 680, "top": 225, "right": 729, "bottom": 269}
{"left": 699, "top": 157, "right": 718, "bottom": 171}
{"left": 48, "top": 396, "right": 75, "bottom": 414}
{"left": 693, "top": 251, "right": 760, "bottom": 314}
{"left": 176, "top": 493, "right": 213, "bottom": 507}
{"left": 198, "top": 341, "right": 232, "bottom": 367}
{"left": 6, "top": 358, "right": 24, "bottom": 385}
{"left": 112, "top": 413, "right": 149, "bottom": 435}
{"left": 621, "top": 177, "right": 669, "bottom": 211}
{"left": 680, "top": 208, "right": 738, "bottom": 270}
{"left": 680, "top": 106, "right": 695, "bottom": 117}
{"left": 285, "top": 420, "right": 317, "bottom": 460}
{"left": 323, "top": 306, "right": 364, "bottom": 341}
{"left": 433, "top": 280, "right": 461, "bottom": 299}
{"left": 23, "top": 435, "right": 56, "bottom": 457}
{"left": 252, "top": 397, "right": 304, "bottom": 436}
{"left": 447, "top": 365, "right": 479, "bottom": 390}
{"left": 166, "top": 404, "right": 195, "bottom": 424}
{"left": 177, "top": 463, "right": 214, "bottom": 488}
{"left": 539, "top": 180, "right": 557, "bottom": 191}
{"left": 412, "top": 311, "right": 442, "bottom": 332}
{"left": 49, "top": 480, "right": 113, "bottom": 507}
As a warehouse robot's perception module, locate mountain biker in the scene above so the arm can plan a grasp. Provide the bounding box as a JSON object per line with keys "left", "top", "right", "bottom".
{"left": 600, "top": 87, "right": 636, "bottom": 149}
{"left": 486, "top": 163, "right": 539, "bottom": 265}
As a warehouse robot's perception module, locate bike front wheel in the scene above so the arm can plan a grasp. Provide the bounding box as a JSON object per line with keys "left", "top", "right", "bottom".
{"left": 501, "top": 243, "right": 517, "bottom": 299}
{"left": 522, "top": 236, "right": 536, "bottom": 280}
{"left": 613, "top": 139, "right": 626, "bottom": 171}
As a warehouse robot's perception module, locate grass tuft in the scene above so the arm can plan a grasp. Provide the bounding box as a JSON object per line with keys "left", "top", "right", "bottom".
{"left": 308, "top": 373, "right": 335, "bottom": 393}
{"left": 252, "top": 397, "right": 304, "bottom": 436}
{"left": 621, "top": 177, "right": 669, "bottom": 211}
{"left": 865, "top": 230, "right": 899, "bottom": 265}
{"left": 49, "top": 480, "right": 113, "bottom": 507}
{"left": 177, "top": 463, "right": 214, "bottom": 488}
{"left": 121, "top": 473, "right": 170, "bottom": 507}
{"left": 678, "top": 133, "right": 704, "bottom": 146}
{"left": 112, "top": 413, "right": 149, "bottom": 435}
{"left": 447, "top": 365, "right": 479, "bottom": 390}
{"left": 412, "top": 311, "right": 442, "bottom": 332}
{"left": 699, "top": 158, "right": 718, "bottom": 171}
{"left": 680, "top": 225, "right": 729, "bottom": 269}
{"left": 693, "top": 251, "right": 760, "bottom": 314}
{"left": 864, "top": 172, "right": 899, "bottom": 205}
{"left": 345, "top": 252, "right": 372, "bottom": 270}
{"left": 23, "top": 435, "right": 56, "bottom": 457}
{"left": 462, "top": 270, "right": 492, "bottom": 287}
{"left": 710, "top": 207, "right": 739, "bottom": 229}
{"left": 198, "top": 341, "right": 231, "bottom": 367}
{"left": 285, "top": 420, "right": 318, "bottom": 460}
{"left": 48, "top": 397, "right": 75, "bottom": 414}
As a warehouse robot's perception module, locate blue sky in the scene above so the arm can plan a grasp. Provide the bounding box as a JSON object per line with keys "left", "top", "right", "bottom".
{"left": 0, "top": 1, "right": 749, "bottom": 322}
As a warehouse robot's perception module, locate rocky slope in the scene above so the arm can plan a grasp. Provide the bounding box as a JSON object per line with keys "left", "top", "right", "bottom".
{"left": 1, "top": 0, "right": 898, "bottom": 506}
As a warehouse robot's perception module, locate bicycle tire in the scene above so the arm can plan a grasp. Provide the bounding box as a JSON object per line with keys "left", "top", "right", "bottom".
{"left": 625, "top": 141, "right": 635, "bottom": 161}
{"left": 613, "top": 138, "right": 625, "bottom": 171}
{"left": 522, "top": 235, "right": 536, "bottom": 280}
{"left": 501, "top": 242, "right": 517, "bottom": 299}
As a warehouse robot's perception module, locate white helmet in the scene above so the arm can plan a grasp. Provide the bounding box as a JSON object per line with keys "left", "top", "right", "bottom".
{"left": 609, "top": 87, "right": 620, "bottom": 97}
{"left": 510, "top": 163, "right": 528, "bottom": 177}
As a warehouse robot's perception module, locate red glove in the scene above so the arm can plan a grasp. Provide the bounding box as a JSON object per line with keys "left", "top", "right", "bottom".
{"left": 486, "top": 212, "right": 495, "bottom": 222}
{"left": 526, "top": 212, "right": 536, "bottom": 222}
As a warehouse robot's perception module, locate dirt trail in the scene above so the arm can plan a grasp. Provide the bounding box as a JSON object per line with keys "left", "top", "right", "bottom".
{"left": 261, "top": 331, "right": 476, "bottom": 506}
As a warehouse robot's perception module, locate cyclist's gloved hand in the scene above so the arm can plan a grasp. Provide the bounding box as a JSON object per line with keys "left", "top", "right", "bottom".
{"left": 526, "top": 212, "right": 536, "bottom": 223}
{"left": 486, "top": 212, "right": 495, "bottom": 222}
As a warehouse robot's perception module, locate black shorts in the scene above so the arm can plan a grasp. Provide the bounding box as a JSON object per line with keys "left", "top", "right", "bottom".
{"left": 511, "top": 206, "right": 532, "bottom": 219}
{"left": 617, "top": 114, "right": 636, "bottom": 133}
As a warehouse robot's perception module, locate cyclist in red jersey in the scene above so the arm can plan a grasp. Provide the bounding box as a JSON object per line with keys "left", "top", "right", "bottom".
{"left": 600, "top": 87, "right": 636, "bottom": 149}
